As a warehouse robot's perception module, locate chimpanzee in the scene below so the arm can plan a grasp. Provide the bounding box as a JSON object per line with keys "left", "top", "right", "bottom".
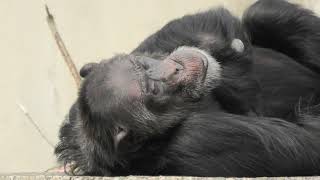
{"left": 55, "top": 0, "right": 320, "bottom": 177}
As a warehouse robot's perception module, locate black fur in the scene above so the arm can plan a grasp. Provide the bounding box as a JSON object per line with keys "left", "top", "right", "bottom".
{"left": 55, "top": 0, "right": 320, "bottom": 177}
{"left": 243, "top": 0, "right": 320, "bottom": 73}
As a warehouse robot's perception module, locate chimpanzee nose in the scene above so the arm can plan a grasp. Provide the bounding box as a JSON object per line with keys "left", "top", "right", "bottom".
{"left": 136, "top": 57, "right": 160, "bottom": 70}
{"left": 146, "top": 60, "right": 178, "bottom": 81}
{"left": 136, "top": 57, "right": 178, "bottom": 81}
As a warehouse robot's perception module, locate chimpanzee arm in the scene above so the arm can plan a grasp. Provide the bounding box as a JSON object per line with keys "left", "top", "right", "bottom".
{"left": 161, "top": 112, "right": 320, "bottom": 177}
{"left": 243, "top": 0, "right": 320, "bottom": 73}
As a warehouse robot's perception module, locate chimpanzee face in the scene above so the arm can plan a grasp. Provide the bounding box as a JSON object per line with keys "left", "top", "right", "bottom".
{"left": 79, "top": 46, "right": 221, "bottom": 148}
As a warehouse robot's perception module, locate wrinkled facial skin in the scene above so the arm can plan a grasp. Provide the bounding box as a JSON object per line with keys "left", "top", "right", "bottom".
{"left": 81, "top": 47, "right": 221, "bottom": 106}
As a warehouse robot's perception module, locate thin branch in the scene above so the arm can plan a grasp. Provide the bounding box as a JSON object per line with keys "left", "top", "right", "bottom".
{"left": 16, "top": 102, "right": 55, "bottom": 148}
{"left": 45, "top": 5, "right": 81, "bottom": 88}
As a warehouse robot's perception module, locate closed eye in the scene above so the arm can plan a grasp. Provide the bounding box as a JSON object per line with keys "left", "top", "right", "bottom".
{"left": 174, "top": 63, "right": 184, "bottom": 74}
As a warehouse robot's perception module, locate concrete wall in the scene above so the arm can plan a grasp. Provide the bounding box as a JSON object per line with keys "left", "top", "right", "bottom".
{"left": 1, "top": 0, "right": 320, "bottom": 173}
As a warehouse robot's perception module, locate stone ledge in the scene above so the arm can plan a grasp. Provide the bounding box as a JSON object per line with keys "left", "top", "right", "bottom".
{"left": 1, "top": 175, "right": 320, "bottom": 180}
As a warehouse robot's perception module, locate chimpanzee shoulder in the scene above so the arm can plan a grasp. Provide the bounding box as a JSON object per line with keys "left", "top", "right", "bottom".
{"left": 133, "top": 8, "right": 250, "bottom": 54}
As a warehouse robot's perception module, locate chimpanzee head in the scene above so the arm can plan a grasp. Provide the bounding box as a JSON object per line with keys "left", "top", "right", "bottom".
{"left": 78, "top": 46, "right": 221, "bottom": 155}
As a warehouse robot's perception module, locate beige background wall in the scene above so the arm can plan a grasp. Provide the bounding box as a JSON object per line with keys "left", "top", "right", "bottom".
{"left": 1, "top": 0, "right": 320, "bottom": 173}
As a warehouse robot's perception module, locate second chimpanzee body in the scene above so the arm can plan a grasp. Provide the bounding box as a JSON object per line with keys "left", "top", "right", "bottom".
{"left": 55, "top": 0, "right": 320, "bottom": 177}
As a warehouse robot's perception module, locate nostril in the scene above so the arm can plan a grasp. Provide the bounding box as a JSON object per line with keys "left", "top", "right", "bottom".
{"left": 137, "top": 58, "right": 158, "bottom": 70}
{"left": 147, "top": 69, "right": 152, "bottom": 73}
{"left": 135, "top": 59, "right": 147, "bottom": 70}
{"left": 141, "top": 62, "right": 149, "bottom": 70}
{"left": 143, "top": 61, "right": 152, "bottom": 70}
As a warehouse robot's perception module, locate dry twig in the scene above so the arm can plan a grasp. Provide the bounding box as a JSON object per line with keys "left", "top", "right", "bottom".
{"left": 16, "top": 102, "right": 55, "bottom": 148}
{"left": 45, "top": 5, "right": 81, "bottom": 88}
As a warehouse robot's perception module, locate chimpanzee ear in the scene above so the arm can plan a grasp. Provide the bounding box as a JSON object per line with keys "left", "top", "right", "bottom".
{"left": 114, "top": 126, "right": 128, "bottom": 148}
{"left": 80, "top": 63, "right": 98, "bottom": 78}
{"left": 231, "top": 38, "right": 245, "bottom": 53}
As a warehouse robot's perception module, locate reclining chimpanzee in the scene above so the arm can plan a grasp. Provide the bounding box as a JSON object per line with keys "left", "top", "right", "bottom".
{"left": 55, "top": 0, "right": 320, "bottom": 177}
